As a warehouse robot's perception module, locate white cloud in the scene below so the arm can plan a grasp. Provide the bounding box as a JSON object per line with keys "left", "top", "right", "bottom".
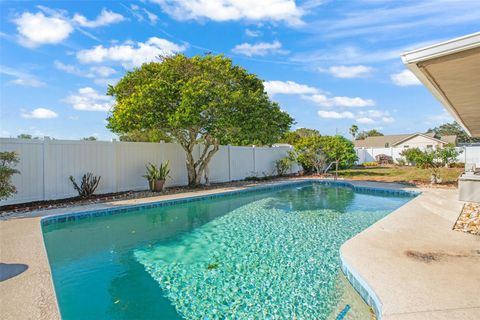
{"left": 356, "top": 117, "right": 375, "bottom": 124}
{"left": 382, "top": 116, "right": 395, "bottom": 123}
{"left": 318, "top": 110, "right": 354, "bottom": 119}
{"left": 303, "top": 94, "right": 375, "bottom": 107}
{"left": 0, "top": 65, "right": 46, "bottom": 87}
{"left": 425, "top": 111, "right": 454, "bottom": 125}
{"left": 356, "top": 109, "right": 395, "bottom": 124}
{"left": 73, "top": 9, "right": 124, "bottom": 28}
{"left": 232, "top": 40, "right": 288, "bottom": 57}
{"left": 320, "top": 65, "right": 372, "bottom": 78}
{"left": 64, "top": 87, "right": 113, "bottom": 112}
{"left": 391, "top": 70, "right": 421, "bottom": 86}
{"left": 21, "top": 108, "right": 58, "bottom": 119}
{"left": 13, "top": 11, "right": 73, "bottom": 47}
{"left": 245, "top": 28, "right": 262, "bottom": 37}
{"left": 93, "top": 78, "right": 120, "bottom": 86}
{"left": 263, "top": 80, "right": 318, "bottom": 96}
{"left": 152, "top": 0, "right": 304, "bottom": 26}
{"left": 76, "top": 37, "right": 187, "bottom": 68}
{"left": 54, "top": 61, "right": 117, "bottom": 85}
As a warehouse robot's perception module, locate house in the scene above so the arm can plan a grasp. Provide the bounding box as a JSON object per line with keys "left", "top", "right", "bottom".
{"left": 353, "top": 132, "right": 457, "bottom": 149}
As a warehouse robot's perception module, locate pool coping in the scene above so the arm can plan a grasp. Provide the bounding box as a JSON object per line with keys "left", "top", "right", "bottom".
{"left": 0, "top": 179, "right": 419, "bottom": 320}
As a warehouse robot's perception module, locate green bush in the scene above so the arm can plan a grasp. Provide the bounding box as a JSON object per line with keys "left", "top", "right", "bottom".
{"left": 399, "top": 147, "right": 423, "bottom": 166}
{"left": 275, "top": 157, "right": 292, "bottom": 176}
{"left": 0, "top": 151, "right": 20, "bottom": 200}
{"left": 362, "top": 162, "right": 379, "bottom": 167}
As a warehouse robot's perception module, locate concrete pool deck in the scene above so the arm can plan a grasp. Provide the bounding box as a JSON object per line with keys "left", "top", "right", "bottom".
{"left": 341, "top": 187, "right": 480, "bottom": 319}
{"left": 0, "top": 179, "right": 478, "bottom": 319}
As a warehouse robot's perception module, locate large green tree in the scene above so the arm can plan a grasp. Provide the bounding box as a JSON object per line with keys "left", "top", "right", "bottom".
{"left": 427, "top": 122, "right": 480, "bottom": 143}
{"left": 107, "top": 54, "right": 293, "bottom": 186}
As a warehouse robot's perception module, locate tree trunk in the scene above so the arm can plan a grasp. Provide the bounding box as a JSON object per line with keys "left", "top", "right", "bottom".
{"left": 182, "top": 142, "right": 220, "bottom": 187}
{"left": 335, "top": 160, "right": 339, "bottom": 180}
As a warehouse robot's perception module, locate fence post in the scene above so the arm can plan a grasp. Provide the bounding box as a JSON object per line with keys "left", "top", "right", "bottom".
{"left": 228, "top": 145, "right": 232, "bottom": 181}
{"left": 42, "top": 137, "right": 50, "bottom": 201}
{"left": 252, "top": 145, "right": 256, "bottom": 174}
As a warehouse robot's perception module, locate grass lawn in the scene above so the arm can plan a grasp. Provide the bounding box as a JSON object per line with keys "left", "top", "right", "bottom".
{"left": 337, "top": 166, "right": 463, "bottom": 186}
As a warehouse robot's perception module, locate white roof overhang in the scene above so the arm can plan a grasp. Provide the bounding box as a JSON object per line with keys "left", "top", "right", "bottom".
{"left": 401, "top": 32, "right": 480, "bottom": 137}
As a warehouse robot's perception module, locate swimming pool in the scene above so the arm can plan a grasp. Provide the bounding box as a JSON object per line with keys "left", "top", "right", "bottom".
{"left": 42, "top": 181, "right": 416, "bottom": 319}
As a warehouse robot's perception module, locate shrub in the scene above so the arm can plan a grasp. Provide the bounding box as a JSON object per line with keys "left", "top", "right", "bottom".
{"left": 448, "top": 162, "right": 464, "bottom": 168}
{"left": 69, "top": 173, "right": 101, "bottom": 198}
{"left": 0, "top": 151, "right": 20, "bottom": 200}
{"left": 437, "top": 144, "right": 462, "bottom": 166}
{"left": 399, "top": 148, "right": 423, "bottom": 166}
{"left": 396, "top": 158, "right": 407, "bottom": 166}
{"left": 275, "top": 157, "right": 293, "bottom": 176}
{"left": 362, "top": 162, "right": 379, "bottom": 167}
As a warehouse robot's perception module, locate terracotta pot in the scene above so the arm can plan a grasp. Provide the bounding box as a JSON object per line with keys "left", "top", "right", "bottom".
{"left": 150, "top": 179, "right": 165, "bottom": 192}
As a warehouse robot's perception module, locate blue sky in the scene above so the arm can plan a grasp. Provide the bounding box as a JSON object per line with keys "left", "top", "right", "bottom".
{"left": 1, "top": 0, "right": 479, "bottom": 140}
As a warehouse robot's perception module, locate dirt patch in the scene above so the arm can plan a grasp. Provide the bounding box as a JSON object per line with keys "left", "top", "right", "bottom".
{"left": 405, "top": 249, "right": 480, "bottom": 263}
{"left": 405, "top": 250, "right": 438, "bottom": 263}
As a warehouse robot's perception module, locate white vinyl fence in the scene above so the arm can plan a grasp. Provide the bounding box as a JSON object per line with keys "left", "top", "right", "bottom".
{"left": 355, "top": 146, "right": 480, "bottom": 165}
{"left": 0, "top": 138, "right": 296, "bottom": 205}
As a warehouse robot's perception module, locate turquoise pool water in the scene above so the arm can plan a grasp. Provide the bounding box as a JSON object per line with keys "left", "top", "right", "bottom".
{"left": 42, "top": 182, "right": 414, "bottom": 319}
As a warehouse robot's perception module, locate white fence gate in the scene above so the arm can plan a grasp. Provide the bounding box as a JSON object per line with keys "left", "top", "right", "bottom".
{"left": 0, "top": 138, "right": 296, "bottom": 205}
{"left": 355, "top": 146, "right": 480, "bottom": 165}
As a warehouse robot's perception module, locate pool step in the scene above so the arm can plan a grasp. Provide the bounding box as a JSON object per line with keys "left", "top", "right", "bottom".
{"left": 336, "top": 304, "right": 351, "bottom": 320}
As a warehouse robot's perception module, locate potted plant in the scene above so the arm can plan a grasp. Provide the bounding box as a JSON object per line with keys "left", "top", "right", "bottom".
{"left": 143, "top": 161, "right": 170, "bottom": 192}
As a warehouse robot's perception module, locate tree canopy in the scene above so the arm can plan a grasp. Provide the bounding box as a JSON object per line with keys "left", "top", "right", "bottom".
{"left": 293, "top": 135, "right": 357, "bottom": 174}
{"left": 280, "top": 128, "right": 321, "bottom": 145}
{"left": 107, "top": 54, "right": 293, "bottom": 185}
{"left": 356, "top": 129, "right": 384, "bottom": 140}
{"left": 427, "top": 122, "right": 480, "bottom": 143}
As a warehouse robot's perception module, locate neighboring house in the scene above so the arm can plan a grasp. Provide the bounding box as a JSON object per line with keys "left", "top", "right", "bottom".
{"left": 353, "top": 132, "right": 457, "bottom": 149}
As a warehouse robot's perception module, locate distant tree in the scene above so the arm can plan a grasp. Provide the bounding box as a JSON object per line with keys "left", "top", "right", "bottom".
{"left": 119, "top": 129, "right": 173, "bottom": 143}
{"left": 293, "top": 135, "right": 357, "bottom": 175}
{"left": 320, "top": 135, "right": 358, "bottom": 175}
{"left": 356, "top": 129, "right": 384, "bottom": 140}
{"left": 280, "top": 128, "right": 321, "bottom": 145}
{"left": 294, "top": 136, "right": 327, "bottom": 174}
{"left": 82, "top": 136, "right": 98, "bottom": 141}
{"left": 107, "top": 54, "right": 293, "bottom": 186}
{"left": 17, "top": 133, "right": 32, "bottom": 139}
{"left": 427, "top": 122, "right": 480, "bottom": 143}
{"left": 349, "top": 124, "right": 358, "bottom": 140}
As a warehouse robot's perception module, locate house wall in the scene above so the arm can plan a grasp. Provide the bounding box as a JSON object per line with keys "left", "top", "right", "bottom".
{"left": 394, "top": 135, "right": 445, "bottom": 149}
{"left": 0, "top": 138, "right": 298, "bottom": 205}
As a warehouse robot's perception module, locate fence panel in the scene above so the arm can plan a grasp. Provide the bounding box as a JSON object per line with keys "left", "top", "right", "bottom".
{"left": 0, "top": 138, "right": 295, "bottom": 205}
{"left": 355, "top": 146, "right": 480, "bottom": 165}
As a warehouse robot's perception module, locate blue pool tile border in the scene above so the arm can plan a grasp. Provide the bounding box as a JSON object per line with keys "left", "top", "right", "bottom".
{"left": 340, "top": 253, "right": 383, "bottom": 319}
{"left": 40, "top": 180, "right": 419, "bottom": 226}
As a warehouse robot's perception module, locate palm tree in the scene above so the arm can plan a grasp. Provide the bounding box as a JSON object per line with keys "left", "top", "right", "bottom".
{"left": 349, "top": 125, "right": 358, "bottom": 140}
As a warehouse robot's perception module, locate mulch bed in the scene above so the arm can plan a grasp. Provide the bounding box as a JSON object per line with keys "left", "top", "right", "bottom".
{"left": 0, "top": 176, "right": 296, "bottom": 217}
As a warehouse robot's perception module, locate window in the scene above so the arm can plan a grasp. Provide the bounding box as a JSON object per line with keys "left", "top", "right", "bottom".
{"left": 426, "top": 145, "right": 433, "bottom": 149}
{"left": 403, "top": 145, "right": 409, "bottom": 148}
{"left": 385, "top": 142, "right": 390, "bottom": 147}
